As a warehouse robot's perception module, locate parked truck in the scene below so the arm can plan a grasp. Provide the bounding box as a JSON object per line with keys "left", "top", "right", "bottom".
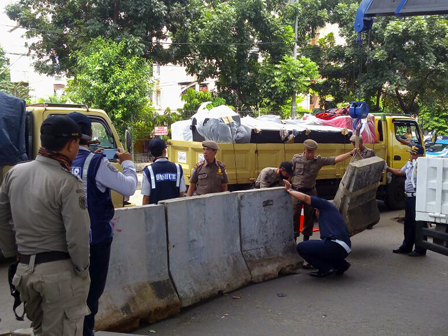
{"left": 0, "top": 93, "right": 130, "bottom": 208}
{"left": 168, "top": 113, "right": 424, "bottom": 210}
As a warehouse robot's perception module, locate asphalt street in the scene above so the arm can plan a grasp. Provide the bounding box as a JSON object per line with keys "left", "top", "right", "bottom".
{"left": 133, "top": 205, "right": 448, "bottom": 336}
{"left": 1, "top": 204, "right": 447, "bottom": 336}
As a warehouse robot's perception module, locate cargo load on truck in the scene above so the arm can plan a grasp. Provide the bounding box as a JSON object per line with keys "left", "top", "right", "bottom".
{"left": 171, "top": 105, "right": 379, "bottom": 145}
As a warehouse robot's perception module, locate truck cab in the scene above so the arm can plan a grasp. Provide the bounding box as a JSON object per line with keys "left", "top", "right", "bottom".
{"left": 1, "top": 103, "right": 127, "bottom": 208}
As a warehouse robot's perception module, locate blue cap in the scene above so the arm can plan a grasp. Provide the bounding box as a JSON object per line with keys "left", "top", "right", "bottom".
{"left": 67, "top": 112, "right": 92, "bottom": 140}
{"left": 149, "top": 138, "right": 167, "bottom": 151}
{"left": 408, "top": 144, "right": 424, "bottom": 155}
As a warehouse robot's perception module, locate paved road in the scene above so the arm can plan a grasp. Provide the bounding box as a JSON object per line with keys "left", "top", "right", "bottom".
{"left": 1, "top": 205, "right": 447, "bottom": 336}
{"left": 133, "top": 206, "right": 448, "bottom": 336}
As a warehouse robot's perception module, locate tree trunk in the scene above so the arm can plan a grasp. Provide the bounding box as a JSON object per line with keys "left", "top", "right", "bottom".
{"left": 113, "top": 0, "right": 120, "bottom": 24}
{"left": 375, "top": 88, "right": 382, "bottom": 111}
{"left": 395, "top": 87, "right": 407, "bottom": 113}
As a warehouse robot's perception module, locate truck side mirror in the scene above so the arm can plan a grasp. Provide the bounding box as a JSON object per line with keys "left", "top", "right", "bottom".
{"left": 124, "top": 130, "right": 132, "bottom": 153}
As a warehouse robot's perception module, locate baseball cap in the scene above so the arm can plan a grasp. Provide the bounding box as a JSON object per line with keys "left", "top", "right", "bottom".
{"left": 149, "top": 138, "right": 167, "bottom": 152}
{"left": 67, "top": 112, "right": 92, "bottom": 141}
{"left": 408, "top": 144, "right": 424, "bottom": 155}
{"left": 279, "top": 161, "right": 295, "bottom": 176}
{"left": 41, "top": 115, "right": 81, "bottom": 140}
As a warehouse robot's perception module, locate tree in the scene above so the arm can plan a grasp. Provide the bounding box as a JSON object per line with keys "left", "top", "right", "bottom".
{"left": 180, "top": 88, "right": 227, "bottom": 118}
{"left": 65, "top": 37, "right": 153, "bottom": 135}
{"left": 306, "top": 1, "right": 448, "bottom": 115}
{"left": 171, "top": 0, "right": 320, "bottom": 113}
{"left": 0, "top": 46, "right": 30, "bottom": 101}
{"left": 6, "top": 0, "right": 191, "bottom": 75}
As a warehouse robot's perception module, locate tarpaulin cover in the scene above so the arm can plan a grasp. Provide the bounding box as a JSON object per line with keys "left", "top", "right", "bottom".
{"left": 0, "top": 91, "right": 27, "bottom": 166}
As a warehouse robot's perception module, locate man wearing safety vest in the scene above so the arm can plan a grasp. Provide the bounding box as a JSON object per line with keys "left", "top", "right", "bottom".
{"left": 68, "top": 112, "right": 138, "bottom": 336}
{"left": 142, "top": 138, "right": 186, "bottom": 204}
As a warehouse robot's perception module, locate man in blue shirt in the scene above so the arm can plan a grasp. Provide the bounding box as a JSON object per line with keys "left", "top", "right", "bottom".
{"left": 68, "top": 112, "right": 138, "bottom": 336}
{"left": 284, "top": 180, "right": 352, "bottom": 278}
{"left": 386, "top": 144, "right": 427, "bottom": 257}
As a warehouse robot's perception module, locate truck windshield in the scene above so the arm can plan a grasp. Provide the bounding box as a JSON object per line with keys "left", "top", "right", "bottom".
{"left": 90, "top": 119, "right": 116, "bottom": 150}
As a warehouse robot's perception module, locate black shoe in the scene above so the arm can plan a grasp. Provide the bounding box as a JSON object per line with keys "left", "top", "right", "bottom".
{"left": 409, "top": 251, "right": 426, "bottom": 257}
{"left": 310, "top": 270, "right": 333, "bottom": 278}
{"left": 335, "top": 261, "right": 351, "bottom": 275}
{"left": 393, "top": 248, "right": 410, "bottom": 254}
{"left": 366, "top": 225, "right": 373, "bottom": 230}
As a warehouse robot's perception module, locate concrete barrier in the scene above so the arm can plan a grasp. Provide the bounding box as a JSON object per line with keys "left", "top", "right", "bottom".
{"left": 333, "top": 156, "right": 384, "bottom": 236}
{"left": 95, "top": 205, "right": 181, "bottom": 332}
{"left": 162, "top": 192, "right": 251, "bottom": 307}
{"left": 236, "top": 187, "right": 302, "bottom": 282}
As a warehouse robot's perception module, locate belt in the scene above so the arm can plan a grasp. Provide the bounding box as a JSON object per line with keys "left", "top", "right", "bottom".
{"left": 294, "top": 187, "right": 314, "bottom": 192}
{"left": 20, "top": 251, "right": 70, "bottom": 265}
{"left": 406, "top": 192, "right": 416, "bottom": 198}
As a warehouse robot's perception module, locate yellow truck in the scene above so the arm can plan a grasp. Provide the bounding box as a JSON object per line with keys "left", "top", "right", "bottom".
{"left": 0, "top": 102, "right": 129, "bottom": 207}
{"left": 168, "top": 113, "right": 424, "bottom": 210}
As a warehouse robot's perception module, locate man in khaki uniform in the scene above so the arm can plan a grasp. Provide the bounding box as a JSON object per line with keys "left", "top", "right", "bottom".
{"left": 254, "top": 161, "right": 295, "bottom": 188}
{"left": 350, "top": 134, "right": 376, "bottom": 159}
{"left": 292, "top": 139, "right": 355, "bottom": 242}
{"left": 187, "top": 140, "right": 228, "bottom": 196}
{"left": 0, "top": 116, "right": 91, "bottom": 336}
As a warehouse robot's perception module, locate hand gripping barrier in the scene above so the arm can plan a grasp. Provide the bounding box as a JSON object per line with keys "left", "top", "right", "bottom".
{"left": 95, "top": 205, "right": 181, "bottom": 332}
{"left": 236, "top": 187, "right": 302, "bottom": 282}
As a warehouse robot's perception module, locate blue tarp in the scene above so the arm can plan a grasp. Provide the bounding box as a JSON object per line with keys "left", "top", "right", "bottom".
{"left": 0, "top": 91, "right": 28, "bottom": 166}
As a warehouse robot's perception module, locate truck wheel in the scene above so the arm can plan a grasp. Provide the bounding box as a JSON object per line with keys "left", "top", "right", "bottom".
{"left": 385, "top": 176, "right": 406, "bottom": 210}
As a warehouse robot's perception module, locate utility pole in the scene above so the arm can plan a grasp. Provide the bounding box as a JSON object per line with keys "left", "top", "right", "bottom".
{"left": 291, "top": 4, "right": 299, "bottom": 119}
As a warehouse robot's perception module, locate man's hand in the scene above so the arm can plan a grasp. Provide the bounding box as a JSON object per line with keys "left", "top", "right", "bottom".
{"left": 94, "top": 148, "right": 104, "bottom": 154}
{"left": 284, "top": 179, "right": 292, "bottom": 192}
{"left": 116, "top": 148, "right": 133, "bottom": 164}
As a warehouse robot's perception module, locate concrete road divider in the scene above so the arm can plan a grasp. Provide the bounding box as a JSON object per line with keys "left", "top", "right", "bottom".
{"left": 333, "top": 156, "right": 384, "bottom": 236}
{"left": 95, "top": 205, "right": 181, "bottom": 332}
{"left": 236, "top": 187, "right": 302, "bottom": 282}
{"left": 162, "top": 192, "right": 251, "bottom": 307}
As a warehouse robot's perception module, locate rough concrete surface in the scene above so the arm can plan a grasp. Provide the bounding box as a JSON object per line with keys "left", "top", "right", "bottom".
{"left": 132, "top": 204, "right": 448, "bottom": 336}
{"left": 96, "top": 205, "right": 180, "bottom": 332}
{"left": 236, "top": 187, "right": 302, "bottom": 282}
{"left": 162, "top": 192, "right": 251, "bottom": 308}
{"left": 334, "top": 156, "right": 385, "bottom": 235}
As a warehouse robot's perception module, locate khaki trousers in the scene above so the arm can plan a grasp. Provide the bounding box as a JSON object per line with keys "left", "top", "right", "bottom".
{"left": 12, "top": 258, "right": 90, "bottom": 336}
{"left": 292, "top": 187, "right": 317, "bottom": 238}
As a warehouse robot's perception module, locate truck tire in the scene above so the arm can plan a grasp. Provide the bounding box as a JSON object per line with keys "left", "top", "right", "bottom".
{"left": 385, "top": 176, "right": 406, "bottom": 210}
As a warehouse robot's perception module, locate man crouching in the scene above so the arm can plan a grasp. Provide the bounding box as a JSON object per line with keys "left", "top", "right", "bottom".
{"left": 284, "top": 180, "right": 352, "bottom": 278}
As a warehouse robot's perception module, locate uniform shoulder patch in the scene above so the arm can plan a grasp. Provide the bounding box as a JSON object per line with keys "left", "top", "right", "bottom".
{"left": 217, "top": 160, "right": 226, "bottom": 168}
{"left": 107, "top": 162, "right": 119, "bottom": 173}
{"left": 194, "top": 161, "right": 205, "bottom": 169}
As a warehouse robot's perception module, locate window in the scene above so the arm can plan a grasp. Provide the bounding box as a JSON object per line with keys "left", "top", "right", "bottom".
{"left": 393, "top": 121, "right": 421, "bottom": 147}
{"left": 89, "top": 118, "right": 116, "bottom": 151}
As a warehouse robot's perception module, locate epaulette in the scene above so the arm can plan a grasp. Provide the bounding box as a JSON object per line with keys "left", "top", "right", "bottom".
{"left": 194, "top": 161, "right": 206, "bottom": 169}
{"left": 217, "top": 160, "right": 226, "bottom": 168}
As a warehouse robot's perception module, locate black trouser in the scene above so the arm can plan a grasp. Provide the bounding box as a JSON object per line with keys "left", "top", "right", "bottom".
{"left": 83, "top": 237, "right": 113, "bottom": 336}
{"left": 399, "top": 196, "right": 427, "bottom": 254}
{"left": 297, "top": 240, "right": 348, "bottom": 273}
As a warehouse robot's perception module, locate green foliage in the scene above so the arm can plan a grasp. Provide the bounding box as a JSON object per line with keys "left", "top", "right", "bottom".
{"left": 259, "top": 55, "right": 319, "bottom": 113}
{"left": 171, "top": 0, "right": 319, "bottom": 113}
{"left": 6, "top": 0, "right": 190, "bottom": 75}
{"left": 307, "top": 1, "right": 448, "bottom": 116}
{"left": 0, "top": 46, "right": 30, "bottom": 101}
{"left": 133, "top": 106, "right": 183, "bottom": 141}
{"left": 180, "top": 88, "right": 228, "bottom": 118}
{"left": 66, "top": 37, "right": 153, "bottom": 136}
{"left": 32, "top": 94, "right": 69, "bottom": 104}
